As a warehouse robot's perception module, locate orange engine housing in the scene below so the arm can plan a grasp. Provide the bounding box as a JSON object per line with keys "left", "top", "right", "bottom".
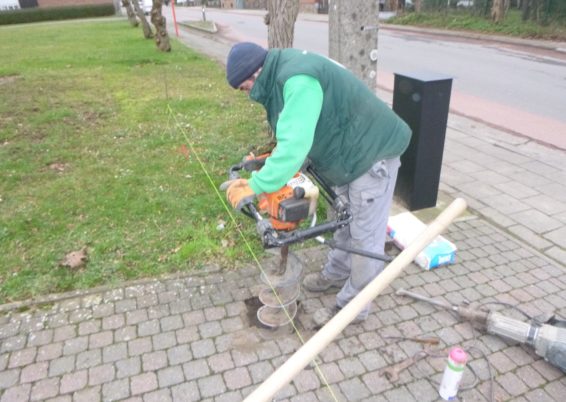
{"left": 257, "top": 180, "right": 311, "bottom": 231}
{"left": 258, "top": 185, "right": 298, "bottom": 231}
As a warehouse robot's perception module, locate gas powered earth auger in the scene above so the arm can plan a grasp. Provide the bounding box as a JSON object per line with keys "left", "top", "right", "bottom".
{"left": 222, "top": 154, "right": 392, "bottom": 327}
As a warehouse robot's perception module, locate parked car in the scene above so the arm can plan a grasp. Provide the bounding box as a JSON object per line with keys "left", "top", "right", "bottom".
{"left": 139, "top": 0, "right": 152, "bottom": 15}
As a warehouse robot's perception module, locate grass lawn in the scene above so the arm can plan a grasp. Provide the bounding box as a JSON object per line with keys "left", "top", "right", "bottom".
{"left": 0, "top": 18, "right": 268, "bottom": 304}
{"left": 387, "top": 10, "right": 566, "bottom": 41}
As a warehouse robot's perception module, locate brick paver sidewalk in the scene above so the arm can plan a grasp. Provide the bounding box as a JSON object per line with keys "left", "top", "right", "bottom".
{"left": 1, "top": 216, "right": 565, "bottom": 401}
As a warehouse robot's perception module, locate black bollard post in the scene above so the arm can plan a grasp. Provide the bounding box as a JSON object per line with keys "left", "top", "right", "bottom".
{"left": 393, "top": 72, "right": 453, "bottom": 211}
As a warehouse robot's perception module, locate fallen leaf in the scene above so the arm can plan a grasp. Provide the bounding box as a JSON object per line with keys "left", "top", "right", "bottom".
{"left": 48, "top": 162, "right": 68, "bottom": 173}
{"left": 60, "top": 247, "right": 88, "bottom": 269}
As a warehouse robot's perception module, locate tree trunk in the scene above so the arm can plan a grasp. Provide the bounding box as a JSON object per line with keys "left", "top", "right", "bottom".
{"left": 264, "top": 0, "right": 300, "bottom": 48}
{"left": 414, "top": 0, "right": 422, "bottom": 12}
{"left": 122, "top": 0, "right": 139, "bottom": 27}
{"left": 491, "top": 0, "right": 506, "bottom": 22}
{"left": 151, "top": 0, "right": 171, "bottom": 52}
{"left": 329, "top": 0, "right": 379, "bottom": 92}
{"left": 131, "top": 0, "right": 154, "bottom": 38}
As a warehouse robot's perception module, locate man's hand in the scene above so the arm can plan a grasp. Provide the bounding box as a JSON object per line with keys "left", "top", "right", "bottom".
{"left": 225, "top": 179, "right": 256, "bottom": 210}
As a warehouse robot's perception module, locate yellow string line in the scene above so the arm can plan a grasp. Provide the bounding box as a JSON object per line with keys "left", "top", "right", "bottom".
{"left": 166, "top": 104, "right": 339, "bottom": 402}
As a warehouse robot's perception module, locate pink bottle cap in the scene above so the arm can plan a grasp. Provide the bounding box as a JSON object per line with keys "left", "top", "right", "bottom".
{"left": 449, "top": 347, "right": 468, "bottom": 364}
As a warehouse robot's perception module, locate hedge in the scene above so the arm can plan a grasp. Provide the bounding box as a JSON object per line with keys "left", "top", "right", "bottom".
{"left": 0, "top": 4, "right": 116, "bottom": 25}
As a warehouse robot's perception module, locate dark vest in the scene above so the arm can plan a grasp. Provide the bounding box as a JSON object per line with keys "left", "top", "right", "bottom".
{"left": 250, "top": 49, "right": 411, "bottom": 186}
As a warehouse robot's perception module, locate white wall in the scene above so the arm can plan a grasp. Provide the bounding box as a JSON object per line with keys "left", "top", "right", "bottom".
{"left": 0, "top": 0, "right": 20, "bottom": 11}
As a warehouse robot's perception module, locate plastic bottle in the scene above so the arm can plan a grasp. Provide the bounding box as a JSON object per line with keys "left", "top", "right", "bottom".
{"left": 438, "top": 347, "right": 468, "bottom": 400}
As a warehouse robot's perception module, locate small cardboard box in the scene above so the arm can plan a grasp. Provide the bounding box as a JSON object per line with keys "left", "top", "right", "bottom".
{"left": 387, "top": 212, "right": 457, "bottom": 270}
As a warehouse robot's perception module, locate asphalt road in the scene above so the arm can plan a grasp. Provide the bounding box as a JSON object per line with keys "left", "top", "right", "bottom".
{"left": 165, "top": 6, "right": 566, "bottom": 150}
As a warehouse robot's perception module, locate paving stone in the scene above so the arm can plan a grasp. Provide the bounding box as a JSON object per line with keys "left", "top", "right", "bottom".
{"left": 198, "top": 374, "right": 227, "bottom": 398}
{"left": 128, "top": 338, "right": 152, "bottom": 357}
{"left": 8, "top": 347, "right": 36, "bottom": 368}
{"left": 515, "top": 365, "right": 546, "bottom": 389}
{"left": 406, "top": 379, "right": 439, "bottom": 402}
{"left": 224, "top": 367, "right": 252, "bottom": 390}
{"left": 88, "top": 363, "right": 115, "bottom": 386}
{"left": 20, "top": 361, "right": 48, "bottom": 383}
{"left": 256, "top": 340, "right": 281, "bottom": 361}
{"left": 524, "top": 388, "right": 555, "bottom": 402}
{"left": 125, "top": 309, "right": 148, "bottom": 325}
{"left": 30, "top": 377, "right": 59, "bottom": 401}
{"left": 183, "top": 359, "right": 210, "bottom": 380}
{"left": 181, "top": 311, "right": 205, "bottom": 328}
{"left": 0, "top": 383, "right": 31, "bottom": 402}
{"left": 76, "top": 349, "right": 102, "bottom": 370}
{"left": 0, "top": 353, "right": 7, "bottom": 372}
{"left": 152, "top": 332, "right": 177, "bottom": 351}
{"left": 190, "top": 338, "right": 215, "bottom": 360}
{"left": 36, "top": 342, "right": 63, "bottom": 362}
{"left": 103, "top": 342, "right": 127, "bottom": 363}
{"left": 63, "top": 336, "right": 88, "bottom": 356}
{"left": 53, "top": 326, "right": 76, "bottom": 343}
{"left": 28, "top": 329, "right": 54, "bottom": 347}
{"left": 143, "top": 388, "right": 172, "bottom": 402}
{"left": 78, "top": 321, "right": 100, "bottom": 337}
{"left": 111, "top": 326, "right": 135, "bottom": 344}
{"left": 157, "top": 365, "right": 184, "bottom": 387}
{"left": 136, "top": 320, "right": 160, "bottom": 338}
{"left": 319, "top": 342, "right": 345, "bottom": 363}
{"left": 171, "top": 382, "right": 200, "bottom": 402}
{"left": 220, "top": 317, "right": 245, "bottom": 333}
{"left": 337, "top": 357, "right": 365, "bottom": 378}
{"left": 160, "top": 315, "right": 183, "bottom": 332}
{"left": 48, "top": 355, "right": 75, "bottom": 377}
{"left": 338, "top": 337, "right": 365, "bottom": 356}
{"left": 176, "top": 327, "right": 199, "bottom": 345}
{"left": 204, "top": 306, "right": 227, "bottom": 321}
{"left": 130, "top": 372, "right": 158, "bottom": 395}
{"left": 142, "top": 350, "right": 168, "bottom": 372}
{"left": 116, "top": 299, "right": 138, "bottom": 314}
{"left": 208, "top": 351, "right": 235, "bottom": 373}
{"left": 198, "top": 321, "right": 223, "bottom": 338}
{"left": 147, "top": 305, "right": 170, "bottom": 320}
{"left": 338, "top": 377, "right": 371, "bottom": 401}
{"left": 248, "top": 361, "right": 274, "bottom": 383}
{"left": 231, "top": 349, "right": 258, "bottom": 367}
{"left": 544, "top": 379, "right": 566, "bottom": 400}
{"left": 137, "top": 293, "right": 158, "bottom": 309}
{"left": 102, "top": 378, "right": 130, "bottom": 401}
{"left": 88, "top": 331, "right": 113, "bottom": 349}
{"left": 1, "top": 335, "right": 26, "bottom": 353}
{"left": 117, "top": 356, "right": 141, "bottom": 379}
{"left": 72, "top": 385, "right": 100, "bottom": 402}
{"left": 0, "top": 369, "right": 20, "bottom": 389}
{"left": 60, "top": 369, "right": 87, "bottom": 394}
{"left": 497, "top": 372, "right": 529, "bottom": 396}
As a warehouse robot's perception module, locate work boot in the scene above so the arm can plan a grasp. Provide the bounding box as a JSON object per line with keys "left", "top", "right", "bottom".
{"left": 303, "top": 272, "right": 346, "bottom": 292}
{"left": 312, "top": 305, "right": 365, "bottom": 328}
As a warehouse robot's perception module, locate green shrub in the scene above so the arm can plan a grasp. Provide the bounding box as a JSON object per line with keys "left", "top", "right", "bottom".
{"left": 0, "top": 4, "right": 115, "bottom": 25}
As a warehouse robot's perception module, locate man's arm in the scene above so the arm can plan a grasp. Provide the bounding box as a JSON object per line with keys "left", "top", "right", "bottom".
{"left": 249, "top": 75, "right": 323, "bottom": 194}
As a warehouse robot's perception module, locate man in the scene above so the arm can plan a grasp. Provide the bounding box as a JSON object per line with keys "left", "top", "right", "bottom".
{"left": 224, "top": 42, "right": 411, "bottom": 326}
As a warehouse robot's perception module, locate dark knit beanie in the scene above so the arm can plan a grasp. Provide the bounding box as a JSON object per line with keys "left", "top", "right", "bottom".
{"left": 226, "top": 42, "right": 268, "bottom": 89}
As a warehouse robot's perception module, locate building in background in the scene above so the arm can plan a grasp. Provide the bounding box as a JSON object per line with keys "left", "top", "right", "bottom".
{"left": 219, "top": 0, "right": 327, "bottom": 13}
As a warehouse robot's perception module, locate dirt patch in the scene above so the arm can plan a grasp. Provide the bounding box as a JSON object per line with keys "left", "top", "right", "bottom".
{"left": 0, "top": 75, "right": 19, "bottom": 86}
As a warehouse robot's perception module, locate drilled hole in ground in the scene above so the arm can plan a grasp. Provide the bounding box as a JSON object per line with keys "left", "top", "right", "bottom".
{"left": 244, "top": 296, "right": 269, "bottom": 329}
{"left": 244, "top": 296, "right": 301, "bottom": 330}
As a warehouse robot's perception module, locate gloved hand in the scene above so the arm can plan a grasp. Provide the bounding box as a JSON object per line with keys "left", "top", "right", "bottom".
{"left": 225, "top": 179, "right": 256, "bottom": 210}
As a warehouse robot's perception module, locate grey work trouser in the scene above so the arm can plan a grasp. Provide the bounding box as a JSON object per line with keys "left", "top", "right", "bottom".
{"left": 322, "top": 157, "right": 401, "bottom": 319}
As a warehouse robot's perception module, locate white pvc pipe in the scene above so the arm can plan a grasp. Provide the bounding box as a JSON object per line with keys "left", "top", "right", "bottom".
{"left": 244, "top": 198, "right": 468, "bottom": 402}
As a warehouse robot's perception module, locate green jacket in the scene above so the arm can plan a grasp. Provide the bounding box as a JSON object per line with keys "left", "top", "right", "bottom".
{"left": 248, "top": 48, "right": 411, "bottom": 193}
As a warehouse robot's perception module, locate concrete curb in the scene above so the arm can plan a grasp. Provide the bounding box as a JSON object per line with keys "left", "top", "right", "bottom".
{"left": 179, "top": 20, "right": 218, "bottom": 33}
{"left": 0, "top": 265, "right": 222, "bottom": 314}
{"left": 381, "top": 23, "right": 566, "bottom": 52}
